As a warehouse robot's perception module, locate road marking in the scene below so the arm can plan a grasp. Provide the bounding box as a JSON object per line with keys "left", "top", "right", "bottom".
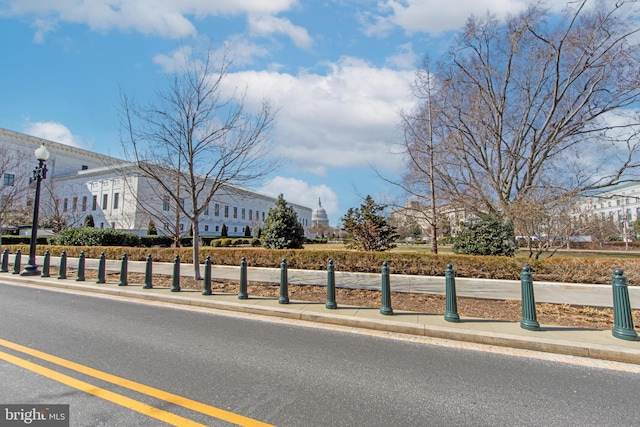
{"left": 0, "top": 338, "right": 274, "bottom": 427}
{"left": 0, "top": 350, "right": 207, "bottom": 427}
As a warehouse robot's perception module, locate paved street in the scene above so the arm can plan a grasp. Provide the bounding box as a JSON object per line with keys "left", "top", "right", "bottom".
{"left": 1, "top": 283, "right": 639, "bottom": 426}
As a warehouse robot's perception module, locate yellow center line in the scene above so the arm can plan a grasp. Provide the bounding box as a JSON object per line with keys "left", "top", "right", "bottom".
{"left": 0, "top": 350, "right": 206, "bottom": 427}
{"left": 0, "top": 338, "right": 274, "bottom": 427}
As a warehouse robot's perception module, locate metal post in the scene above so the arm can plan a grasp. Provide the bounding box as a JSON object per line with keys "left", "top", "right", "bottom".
{"left": 41, "top": 250, "right": 50, "bottom": 278}
{"left": 171, "top": 255, "right": 181, "bottom": 292}
{"left": 1, "top": 249, "right": 8, "bottom": 272}
{"left": 202, "top": 256, "right": 212, "bottom": 295}
{"left": 21, "top": 148, "right": 48, "bottom": 276}
{"left": 238, "top": 257, "right": 248, "bottom": 299}
{"left": 444, "top": 264, "right": 460, "bottom": 322}
{"left": 76, "top": 251, "right": 85, "bottom": 281}
{"left": 520, "top": 266, "right": 540, "bottom": 331}
{"left": 279, "top": 258, "right": 289, "bottom": 304}
{"left": 380, "top": 261, "right": 393, "bottom": 315}
{"left": 96, "top": 252, "right": 106, "bottom": 284}
{"left": 611, "top": 269, "right": 638, "bottom": 341}
{"left": 118, "top": 253, "right": 128, "bottom": 286}
{"left": 12, "top": 249, "right": 21, "bottom": 274}
{"left": 57, "top": 251, "right": 67, "bottom": 279}
{"left": 143, "top": 254, "right": 153, "bottom": 289}
{"left": 326, "top": 259, "right": 337, "bottom": 309}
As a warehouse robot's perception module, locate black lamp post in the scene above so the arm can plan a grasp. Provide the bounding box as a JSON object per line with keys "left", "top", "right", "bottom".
{"left": 21, "top": 144, "right": 50, "bottom": 276}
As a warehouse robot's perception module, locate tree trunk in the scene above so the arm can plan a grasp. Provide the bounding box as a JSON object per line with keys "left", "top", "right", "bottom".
{"left": 191, "top": 218, "right": 202, "bottom": 280}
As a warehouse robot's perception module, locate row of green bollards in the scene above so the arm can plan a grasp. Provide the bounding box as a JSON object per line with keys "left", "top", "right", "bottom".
{"left": 0, "top": 249, "right": 637, "bottom": 339}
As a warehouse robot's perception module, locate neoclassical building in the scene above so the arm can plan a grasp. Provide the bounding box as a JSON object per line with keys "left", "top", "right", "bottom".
{"left": 0, "top": 128, "right": 312, "bottom": 237}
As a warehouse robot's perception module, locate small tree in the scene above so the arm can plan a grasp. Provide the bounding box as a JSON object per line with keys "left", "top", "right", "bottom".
{"left": 83, "top": 214, "right": 95, "bottom": 228}
{"left": 342, "top": 196, "right": 398, "bottom": 251}
{"left": 452, "top": 215, "right": 516, "bottom": 257}
{"left": 244, "top": 225, "right": 252, "bottom": 237}
{"left": 146, "top": 219, "right": 157, "bottom": 235}
{"left": 221, "top": 223, "right": 228, "bottom": 237}
{"left": 261, "top": 194, "right": 305, "bottom": 249}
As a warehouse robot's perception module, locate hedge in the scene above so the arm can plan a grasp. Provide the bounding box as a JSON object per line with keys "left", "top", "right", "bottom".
{"left": 2, "top": 244, "right": 638, "bottom": 286}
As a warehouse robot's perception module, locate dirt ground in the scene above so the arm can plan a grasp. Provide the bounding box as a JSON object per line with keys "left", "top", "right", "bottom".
{"left": 58, "top": 268, "right": 640, "bottom": 331}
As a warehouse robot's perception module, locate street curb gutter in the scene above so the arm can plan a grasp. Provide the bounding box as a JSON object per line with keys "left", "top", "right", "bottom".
{"left": 4, "top": 277, "right": 640, "bottom": 366}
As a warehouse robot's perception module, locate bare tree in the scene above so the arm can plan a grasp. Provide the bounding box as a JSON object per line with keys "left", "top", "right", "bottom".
{"left": 404, "top": 1, "right": 640, "bottom": 221}
{"left": 120, "top": 47, "right": 279, "bottom": 279}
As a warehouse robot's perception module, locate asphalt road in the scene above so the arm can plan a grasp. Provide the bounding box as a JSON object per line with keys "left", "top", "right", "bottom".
{"left": 1, "top": 282, "right": 638, "bottom": 426}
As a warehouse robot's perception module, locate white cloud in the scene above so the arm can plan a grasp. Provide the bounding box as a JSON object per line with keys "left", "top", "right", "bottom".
{"left": 363, "top": 0, "right": 531, "bottom": 36}
{"left": 260, "top": 176, "right": 339, "bottom": 219}
{"left": 247, "top": 14, "right": 313, "bottom": 49}
{"left": 221, "top": 57, "right": 414, "bottom": 176}
{"left": 22, "top": 121, "right": 88, "bottom": 149}
{"left": 6, "top": 0, "right": 299, "bottom": 39}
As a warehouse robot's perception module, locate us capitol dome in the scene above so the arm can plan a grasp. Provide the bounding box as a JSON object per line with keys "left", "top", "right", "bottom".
{"left": 311, "top": 198, "right": 329, "bottom": 227}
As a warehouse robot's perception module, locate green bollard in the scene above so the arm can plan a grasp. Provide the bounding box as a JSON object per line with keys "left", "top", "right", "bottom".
{"left": 12, "top": 249, "right": 21, "bottom": 274}
{"left": 238, "top": 257, "right": 248, "bottom": 299}
{"left": 143, "top": 254, "right": 153, "bottom": 289}
{"left": 444, "top": 264, "right": 460, "bottom": 322}
{"left": 57, "top": 251, "right": 67, "bottom": 279}
{"left": 118, "top": 253, "right": 128, "bottom": 286}
{"left": 279, "top": 258, "right": 289, "bottom": 304}
{"left": 380, "top": 261, "right": 393, "bottom": 315}
{"left": 611, "top": 269, "right": 638, "bottom": 341}
{"left": 1, "top": 249, "right": 8, "bottom": 272}
{"left": 326, "top": 259, "right": 337, "bottom": 309}
{"left": 202, "top": 256, "right": 212, "bottom": 295}
{"left": 76, "top": 251, "right": 86, "bottom": 281}
{"left": 520, "top": 266, "right": 540, "bottom": 331}
{"left": 96, "top": 252, "right": 106, "bottom": 284}
{"left": 170, "top": 255, "right": 181, "bottom": 292}
{"left": 41, "top": 250, "right": 50, "bottom": 278}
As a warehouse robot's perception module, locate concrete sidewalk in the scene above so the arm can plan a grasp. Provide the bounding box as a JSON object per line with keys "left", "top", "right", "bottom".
{"left": 45, "top": 256, "right": 640, "bottom": 309}
{"left": 1, "top": 264, "right": 639, "bottom": 366}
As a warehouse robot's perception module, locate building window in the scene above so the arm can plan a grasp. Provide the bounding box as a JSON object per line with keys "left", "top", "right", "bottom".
{"left": 63, "top": 198, "right": 68, "bottom": 212}
{"left": 234, "top": 227, "right": 238, "bottom": 233}
{"left": 102, "top": 194, "right": 108, "bottom": 209}
{"left": 262, "top": 212, "right": 265, "bottom": 221}
{"left": 249, "top": 210, "right": 253, "bottom": 220}
{"left": 180, "top": 223, "right": 184, "bottom": 231}
{"left": 179, "top": 198, "right": 185, "bottom": 209}
{"left": 241, "top": 208, "right": 245, "bottom": 219}
{"left": 81, "top": 165, "right": 88, "bottom": 170}
{"left": 215, "top": 204, "right": 220, "bottom": 216}
{"left": 72, "top": 197, "right": 78, "bottom": 212}
{"left": 204, "top": 204, "right": 209, "bottom": 216}
{"left": 113, "top": 192, "right": 119, "bottom": 209}
{"left": 82, "top": 196, "right": 87, "bottom": 211}
{"left": 224, "top": 205, "right": 229, "bottom": 217}
{"left": 233, "top": 207, "right": 237, "bottom": 218}
{"left": 92, "top": 195, "right": 97, "bottom": 210}
{"left": 204, "top": 225, "right": 209, "bottom": 232}
{"left": 215, "top": 225, "right": 219, "bottom": 232}
{"left": 3, "top": 173, "right": 15, "bottom": 186}
{"left": 100, "top": 222, "right": 104, "bottom": 229}
{"left": 162, "top": 196, "right": 170, "bottom": 211}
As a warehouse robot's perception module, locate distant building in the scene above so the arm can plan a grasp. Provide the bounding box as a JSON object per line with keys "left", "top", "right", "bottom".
{"left": 310, "top": 198, "right": 330, "bottom": 236}
{"left": 0, "top": 127, "right": 312, "bottom": 237}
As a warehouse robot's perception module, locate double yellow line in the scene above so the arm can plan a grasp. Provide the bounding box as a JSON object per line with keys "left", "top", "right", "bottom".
{"left": 0, "top": 338, "right": 274, "bottom": 427}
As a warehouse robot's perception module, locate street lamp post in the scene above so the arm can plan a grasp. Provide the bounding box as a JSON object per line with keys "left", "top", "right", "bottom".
{"left": 21, "top": 144, "right": 50, "bottom": 276}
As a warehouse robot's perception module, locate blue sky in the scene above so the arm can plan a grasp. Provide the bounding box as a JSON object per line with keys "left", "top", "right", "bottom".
{"left": 0, "top": 0, "right": 542, "bottom": 225}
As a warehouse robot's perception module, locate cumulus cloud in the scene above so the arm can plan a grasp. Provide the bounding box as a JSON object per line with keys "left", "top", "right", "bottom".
{"left": 362, "top": 0, "right": 531, "bottom": 36}
{"left": 221, "top": 57, "right": 414, "bottom": 176}
{"left": 248, "top": 14, "right": 313, "bottom": 49}
{"left": 6, "top": 0, "right": 299, "bottom": 40}
{"left": 260, "top": 177, "right": 339, "bottom": 219}
{"left": 22, "top": 121, "right": 87, "bottom": 149}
